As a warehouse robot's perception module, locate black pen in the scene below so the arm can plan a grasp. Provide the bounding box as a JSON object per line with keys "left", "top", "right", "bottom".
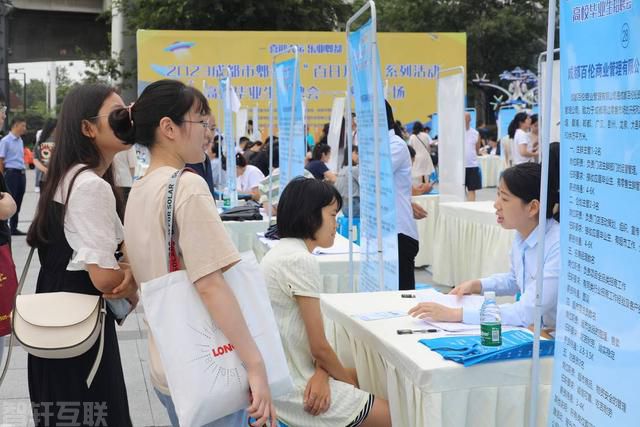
{"left": 397, "top": 328, "right": 439, "bottom": 335}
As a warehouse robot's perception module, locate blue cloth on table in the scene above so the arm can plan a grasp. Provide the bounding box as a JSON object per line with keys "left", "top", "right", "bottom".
{"left": 419, "top": 330, "right": 554, "bottom": 367}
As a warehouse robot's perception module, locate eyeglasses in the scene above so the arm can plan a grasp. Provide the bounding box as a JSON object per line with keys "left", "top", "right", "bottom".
{"left": 88, "top": 112, "right": 110, "bottom": 121}
{"left": 183, "top": 119, "right": 211, "bottom": 130}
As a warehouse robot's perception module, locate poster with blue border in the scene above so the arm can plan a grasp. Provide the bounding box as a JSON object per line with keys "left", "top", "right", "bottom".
{"left": 220, "top": 77, "right": 237, "bottom": 205}
{"left": 348, "top": 19, "right": 398, "bottom": 292}
{"left": 549, "top": 1, "right": 639, "bottom": 426}
{"left": 275, "top": 57, "right": 305, "bottom": 193}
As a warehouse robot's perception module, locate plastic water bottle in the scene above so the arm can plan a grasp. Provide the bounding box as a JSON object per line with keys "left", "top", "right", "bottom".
{"left": 480, "top": 291, "right": 502, "bottom": 346}
{"left": 223, "top": 192, "right": 231, "bottom": 208}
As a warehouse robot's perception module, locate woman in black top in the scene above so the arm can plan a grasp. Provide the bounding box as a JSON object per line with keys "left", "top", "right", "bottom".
{"left": 33, "top": 118, "right": 57, "bottom": 188}
{"left": 26, "top": 84, "right": 137, "bottom": 427}
{"left": 305, "top": 143, "right": 337, "bottom": 183}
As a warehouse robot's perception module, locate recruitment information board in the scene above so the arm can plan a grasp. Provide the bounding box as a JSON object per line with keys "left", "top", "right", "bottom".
{"left": 549, "top": 2, "right": 639, "bottom": 426}
{"left": 348, "top": 19, "right": 398, "bottom": 292}
{"left": 275, "top": 57, "right": 305, "bottom": 192}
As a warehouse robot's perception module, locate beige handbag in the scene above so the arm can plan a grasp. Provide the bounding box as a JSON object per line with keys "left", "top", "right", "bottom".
{"left": 5, "top": 248, "right": 107, "bottom": 388}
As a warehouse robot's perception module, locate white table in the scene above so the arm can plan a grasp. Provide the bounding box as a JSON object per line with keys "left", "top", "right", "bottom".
{"left": 412, "top": 194, "right": 439, "bottom": 267}
{"left": 253, "top": 233, "right": 360, "bottom": 293}
{"left": 321, "top": 291, "right": 553, "bottom": 427}
{"left": 432, "top": 201, "right": 514, "bottom": 286}
{"left": 223, "top": 219, "right": 271, "bottom": 252}
{"left": 478, "top": 155, "right": 504, "bottom": 188}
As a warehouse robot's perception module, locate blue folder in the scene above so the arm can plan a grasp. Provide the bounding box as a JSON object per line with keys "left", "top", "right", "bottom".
{"left": 419, "top": 330, "right": 554, "bottom": 367}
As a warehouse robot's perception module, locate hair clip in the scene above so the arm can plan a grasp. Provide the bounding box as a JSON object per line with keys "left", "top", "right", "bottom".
{"left": 126, "top": 102, "right": 135, "bottom": 127}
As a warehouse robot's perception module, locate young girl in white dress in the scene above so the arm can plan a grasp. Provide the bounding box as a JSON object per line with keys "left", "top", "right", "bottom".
{"left": 262, "top": 177, "right": 391, "bottom": 427}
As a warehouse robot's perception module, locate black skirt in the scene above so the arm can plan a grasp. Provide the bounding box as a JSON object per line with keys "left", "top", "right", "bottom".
{"left": 28, "top": 202, "right": 132, "bottom": 427}
{"left": 465, "top": 166, "right": 482, "bottom": 191}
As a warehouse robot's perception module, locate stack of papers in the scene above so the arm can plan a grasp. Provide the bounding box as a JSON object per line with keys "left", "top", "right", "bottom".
{"left": 420, "top": 330, "right": 555, "bottom": 366}
{"left": 313, "top": 236, "right": 360, "bottom": 255}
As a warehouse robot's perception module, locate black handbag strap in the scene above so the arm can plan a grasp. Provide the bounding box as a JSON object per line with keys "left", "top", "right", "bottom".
{"left": 415, "top": 135, "right": 429, "bottom": 151}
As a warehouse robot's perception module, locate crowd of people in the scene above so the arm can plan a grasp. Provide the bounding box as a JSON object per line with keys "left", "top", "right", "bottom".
{"left": 0, "top": 79, "right": 561, "bottom": 427}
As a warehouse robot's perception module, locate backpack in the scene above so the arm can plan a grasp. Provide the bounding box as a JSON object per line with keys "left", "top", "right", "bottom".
{"left": 220, "top": 205, "right": 263, "bottom": 222}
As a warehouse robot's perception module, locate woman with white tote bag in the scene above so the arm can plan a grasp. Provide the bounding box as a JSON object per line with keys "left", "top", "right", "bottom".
{"left": 110, "top": 80, "right": 277, "bottom": 427}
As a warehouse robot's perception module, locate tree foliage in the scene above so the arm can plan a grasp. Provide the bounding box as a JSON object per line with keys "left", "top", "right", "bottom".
{"left": 122, "top": 0, "right": 548, "bottom": 82}
{"left": 115, "top": 0, "right": 550, "bottom": 121}
{"left": 120, "top": 0, "right": 548, "bottom": 82}
{"left": 122, "top": 0, "right": 353, "bottom": 31}
{"left": 80, "top": 50, "right": 133, "bottom": 87}
{"left": 373, "top": 0, "right": 548, "bottom": 82}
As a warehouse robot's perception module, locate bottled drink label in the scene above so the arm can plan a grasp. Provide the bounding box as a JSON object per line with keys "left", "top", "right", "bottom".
{"left": 481, "top": 322, "right": 502, "bottom": 346}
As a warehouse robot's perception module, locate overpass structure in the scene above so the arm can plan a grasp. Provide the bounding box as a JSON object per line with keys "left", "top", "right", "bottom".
{"left": 0, "top": 0, "right": 112, "bottom": 112}
{"left": 10, "top": 0, "right": 109, "bottom": 63}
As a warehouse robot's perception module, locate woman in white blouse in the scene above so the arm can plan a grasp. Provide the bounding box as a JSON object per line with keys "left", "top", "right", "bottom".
{"left": 408, "top": 121, "right": 435, "bottom": 183}
{"left": 236, "top": 152, "right": 265, "bottom": 200}
{"left": 261, "top": 177, "right": 391, "bottom": 427}
{"left": 409, "top": 161, "right": 560, "bottom": 329}
{"left": 26, "top": 84, "right": 138, "bottom": 426}
{"left": 508, "top": 112, "right": 538, "bottom": 165}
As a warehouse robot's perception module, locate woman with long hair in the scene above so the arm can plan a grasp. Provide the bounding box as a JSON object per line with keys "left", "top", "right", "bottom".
{"left": 409, "top": 161, "right": 561, "bottom": 328}
{"left": 508, "top": 112, "right": 537, "bottom": 165}
{"left": 26, "top": 84, "right": 137, "bottom": 426}
{"left": 408, "top": 121, "right": 435, "bottom": 184}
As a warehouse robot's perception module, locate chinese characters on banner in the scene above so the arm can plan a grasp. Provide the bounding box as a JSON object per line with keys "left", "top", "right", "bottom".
{"left": 274, "top": 57, "right": 305, "bottom": 192}
{"left": 348, "top": 19, "right": 398, "bottom": 292}
{"left": 550, "top": 1, "right": 639, "bottom": 426}
{"left": 136, "top": 30, "right": 466, "bottom": 131}
{"left": 220, "top": 77, "right": 237, "bottom": 205}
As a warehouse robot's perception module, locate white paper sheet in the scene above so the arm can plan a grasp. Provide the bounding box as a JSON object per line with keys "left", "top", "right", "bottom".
{"left": 415, "top": 289, "right": 485, "bottom": 332}
{"left": 313, "top": 234, "right": 360, "bottom": 255}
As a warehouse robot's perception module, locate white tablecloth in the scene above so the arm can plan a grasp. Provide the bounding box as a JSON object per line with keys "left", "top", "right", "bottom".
{"left": 478, "top": 155, "right": 504, "bottom": 188}
{"left": 412, "top": 194, "right": 439, "bottom": 267}
{"left": 321, "top": 291, "right": 553, "bottom": 427}
{"left": 223, "top": 219, "right": 271, "bottom": 252}
{"left": 432, "top": 201, "right": 514, "bottom": 286}
{"left": 252, "top": 233, "right": 360, "bottom": 293}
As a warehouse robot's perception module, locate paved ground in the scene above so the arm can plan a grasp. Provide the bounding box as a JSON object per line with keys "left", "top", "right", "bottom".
{"left": 0, "top": 170, "right": 498, "bottom": 426}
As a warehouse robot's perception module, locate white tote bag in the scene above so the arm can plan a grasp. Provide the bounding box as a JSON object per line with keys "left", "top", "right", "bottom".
{"left": 141, "top": 169, "right": 292, "bottom": 427}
